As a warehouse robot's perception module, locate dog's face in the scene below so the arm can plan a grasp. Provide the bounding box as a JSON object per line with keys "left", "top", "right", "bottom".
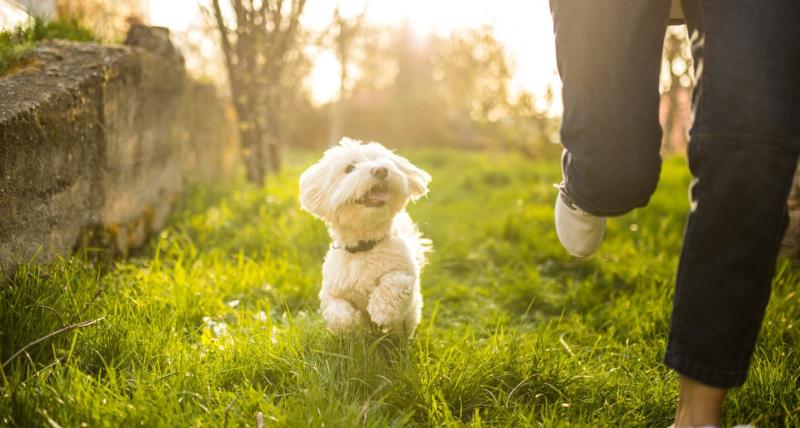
{"left": 299, "top": 138, "right": 431, "bottom": 227}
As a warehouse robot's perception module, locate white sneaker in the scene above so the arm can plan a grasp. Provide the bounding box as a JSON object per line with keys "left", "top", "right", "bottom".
{"left": 554, "top": 184, "right": 606, "bottom": 257}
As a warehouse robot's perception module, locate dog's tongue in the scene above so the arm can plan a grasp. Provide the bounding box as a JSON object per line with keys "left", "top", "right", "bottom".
{"left": 370, "top": 191, "right": 391, "bottom": 202}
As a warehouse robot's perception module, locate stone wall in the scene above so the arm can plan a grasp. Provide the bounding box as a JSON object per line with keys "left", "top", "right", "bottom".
{"left": 0, "top": 26, "right": 236, "bottom": 270}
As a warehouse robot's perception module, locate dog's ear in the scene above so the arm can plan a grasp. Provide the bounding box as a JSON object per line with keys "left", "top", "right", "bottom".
{"left": 299, "top": 161, "right": 329, "bottom": 218}
{"left": 391, "top": 153, "right": 431, "bottom": 201}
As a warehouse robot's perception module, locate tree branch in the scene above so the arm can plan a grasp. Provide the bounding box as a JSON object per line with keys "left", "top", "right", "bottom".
{"left": 272, "top": 0, "right": 305, "bottom": 63}
{"left": 211, "top": 0, "right": 238, "bottom": 96}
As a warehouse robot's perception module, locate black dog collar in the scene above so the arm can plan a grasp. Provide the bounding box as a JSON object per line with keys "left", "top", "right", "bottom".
{"left": 333, "top": 236, "right": 386, "bottom": 253}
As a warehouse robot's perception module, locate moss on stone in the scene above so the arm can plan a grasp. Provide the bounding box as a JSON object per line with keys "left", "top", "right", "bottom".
{"left": 0, "top": 17, "right": 95, "bottom": 75}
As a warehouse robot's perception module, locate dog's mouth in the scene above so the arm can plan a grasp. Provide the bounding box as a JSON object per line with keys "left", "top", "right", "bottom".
{"left": 355, "top": 182, "right": 391, "bottom": 207}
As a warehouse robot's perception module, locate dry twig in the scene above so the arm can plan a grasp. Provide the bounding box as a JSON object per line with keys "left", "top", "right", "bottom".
{"left": 1, "top": 317, "right": 105, "bottom": 369}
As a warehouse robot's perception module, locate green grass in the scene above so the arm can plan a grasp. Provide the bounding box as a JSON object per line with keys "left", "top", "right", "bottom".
{"left": 1, "top": 149, "right": 799, "bottom": 427}
{"left": 0, "top": 17, "right": 95, "bottom": 75}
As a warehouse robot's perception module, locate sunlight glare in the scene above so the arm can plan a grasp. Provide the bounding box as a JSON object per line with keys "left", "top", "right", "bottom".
{"left": 307, "top": 0, "right": 560, "bottom": 107}
{"left": 148, "top": 0, "right": 560, "bottom": 110}
{"left": 308, "top": 50, "right": 341, "bottom": 105}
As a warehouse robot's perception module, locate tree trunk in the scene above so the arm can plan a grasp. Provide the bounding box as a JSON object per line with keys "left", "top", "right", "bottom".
{"left": 263, "top": 85, "right": 282, "bottom": 174}
{"left": 209, "top": 0, "right": 306, "bottom": 181}
{"left": 239, "top": 125, "right": 266, "bottom": 184}
{"left": 266, "top": 133, "right": 281, "bottom": 174}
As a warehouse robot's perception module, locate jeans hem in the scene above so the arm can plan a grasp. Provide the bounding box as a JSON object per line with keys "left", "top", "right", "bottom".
{"left": 663, "top": 351, "right": 747, "bottom": 389}
{"left": 565, "top": 181, "right": 648, "bottom": 217}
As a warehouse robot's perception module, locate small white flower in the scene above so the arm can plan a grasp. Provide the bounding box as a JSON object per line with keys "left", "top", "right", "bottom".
{"left": 212, "top": 322, "right": 228, "bottom": 337}
{"left": 203, "top": 317, "right": 229, "bottom": 337}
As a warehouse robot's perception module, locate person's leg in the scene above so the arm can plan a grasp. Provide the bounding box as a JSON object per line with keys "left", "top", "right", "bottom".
{"left": 550, "top": 0, "right": 670, "bottom": 217}
{"left": 665, "top": 0, "right": 800, "bottom": 425}
{"left": 675, "top": 376, "right": 727, "bottom": 427}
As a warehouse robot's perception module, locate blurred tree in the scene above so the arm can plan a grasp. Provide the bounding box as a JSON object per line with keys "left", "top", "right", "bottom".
{"left": 783, "top": 171, "right": 800, "bottom": 260}
{"left": 330, "top": 25, "right": 393, "bottom": 143}
{"left": 317, "top": 23, "right": 554, "bottom": 152}
{"left": 337, "top": 22, "right": 445, "bottom": 147}
{"left": 503, "top": 87, "right": 559, "bottom": 156}
{"left": 388, "top": 22, "right": 446, "bottom": 145}
{"left": 433, "top": 26, "right": 514, "bottom": 148}
{"left": 275, "top": 29, "right": 323, "bottom": 151}
{"left": 434, "top": 26, "right": 512, "bottom": 124}
{"left": 210, "top": 0, "right": 306, "bottom": 183}
{"left": 325, "top": 2, "right": 367, "bottom": 146}
{"left": 660, "top": 25, "right": 693, "bottom": 153}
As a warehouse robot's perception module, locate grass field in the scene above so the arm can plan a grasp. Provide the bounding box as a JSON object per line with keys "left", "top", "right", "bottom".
{"left": 1, "top": 149, "right": 799, "bottom": 427}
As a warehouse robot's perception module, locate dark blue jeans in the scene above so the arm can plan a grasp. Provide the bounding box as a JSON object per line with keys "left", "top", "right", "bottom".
{"left": 550, "top": 0, "right": 800, "bottom": 388}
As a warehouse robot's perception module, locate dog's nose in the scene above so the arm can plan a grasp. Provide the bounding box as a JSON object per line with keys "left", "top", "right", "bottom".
{"left": 371, "top": 166, "right": 388, "bottom": 179}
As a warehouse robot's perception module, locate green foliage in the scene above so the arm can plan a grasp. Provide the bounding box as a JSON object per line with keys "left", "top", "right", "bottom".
{"left": 27, "top": 16, "right": 95, "bottom": 43}
{"left": 0, "top": 36, "right": 30, "bottom": 76}
{"left": 0, "top": 17, "right": 95, "bottom": 75}
{"left": 1, "top": 150, "right": 798, "bottom": 427}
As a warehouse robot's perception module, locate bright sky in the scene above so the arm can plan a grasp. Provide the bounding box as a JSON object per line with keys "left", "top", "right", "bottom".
{"left": 149, "top": 0, "right": 560, "bottom": 108}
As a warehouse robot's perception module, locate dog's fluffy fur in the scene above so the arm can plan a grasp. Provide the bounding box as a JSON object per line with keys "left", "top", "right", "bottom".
{"left": 299, "top": 138, "right": 431, "bottom": 336}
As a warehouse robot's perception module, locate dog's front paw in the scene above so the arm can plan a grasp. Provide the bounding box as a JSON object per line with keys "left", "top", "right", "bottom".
{"left": 367, "top": 296, "right": 402, "bottom": 328}
{"left": 323, "top": 299, "right": 361, "bottom": 334}
{"left": 368, "top": 289, "right": 411, "bottom": 328}
{"left": 368, "top": 272, "right": 415, "bottom": 328}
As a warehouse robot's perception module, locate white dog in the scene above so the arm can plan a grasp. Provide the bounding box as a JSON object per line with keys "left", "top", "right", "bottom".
{"left": 299, "top": 138, "right": 432, "bottom": 337}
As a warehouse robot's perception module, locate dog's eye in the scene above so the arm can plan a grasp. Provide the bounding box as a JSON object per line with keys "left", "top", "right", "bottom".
{"left": 345, "top": 164, "right": 355, "bottom": 174}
